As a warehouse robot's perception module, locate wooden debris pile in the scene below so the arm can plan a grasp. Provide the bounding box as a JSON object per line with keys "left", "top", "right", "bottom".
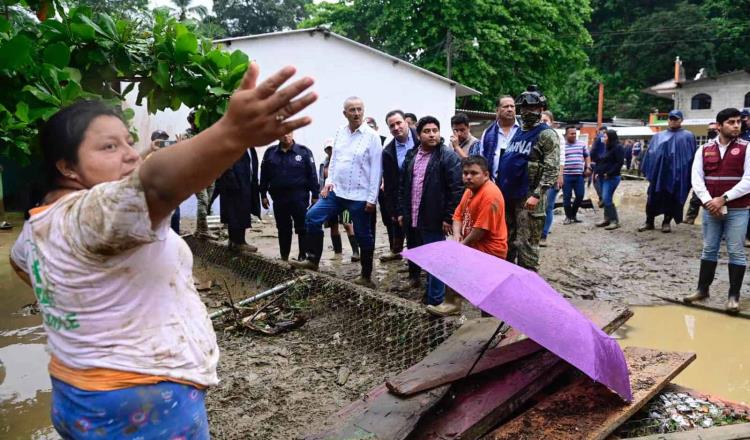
{"left": 307, "top": 300, "right": 702, "bottom": 440}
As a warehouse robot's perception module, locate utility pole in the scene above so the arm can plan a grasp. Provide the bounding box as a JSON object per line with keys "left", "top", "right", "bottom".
{"left": 445, "top": 30, "right": 453, "bottom": 80}
{"left": 597, "top": 82, "right": 604, "bottom": 129}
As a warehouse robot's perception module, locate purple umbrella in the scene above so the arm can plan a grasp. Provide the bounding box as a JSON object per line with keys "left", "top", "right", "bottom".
{"left": 402, "top": 240, "right": 632, "bottom": 402}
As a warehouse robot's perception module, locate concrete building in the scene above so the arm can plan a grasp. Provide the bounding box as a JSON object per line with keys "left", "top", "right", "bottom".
{"left": 126, "top": 27, "right": 479, "bottom": 165}
{"left": 643, "top": 58, "right": 750, "bottom": 137}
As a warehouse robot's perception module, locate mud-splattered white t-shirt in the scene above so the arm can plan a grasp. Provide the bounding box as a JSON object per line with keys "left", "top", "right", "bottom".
{"left": 10, "top": 173, "right": 219, "bottom": 386}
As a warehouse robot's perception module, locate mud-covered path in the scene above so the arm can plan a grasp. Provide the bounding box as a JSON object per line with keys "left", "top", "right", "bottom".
{"left": 241, "top": 180, "right": 746, "bottom": 311}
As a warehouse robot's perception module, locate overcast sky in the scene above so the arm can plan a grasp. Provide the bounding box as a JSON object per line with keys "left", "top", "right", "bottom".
{"left": 149, "top": 0, "right": 214, "bottom": 14}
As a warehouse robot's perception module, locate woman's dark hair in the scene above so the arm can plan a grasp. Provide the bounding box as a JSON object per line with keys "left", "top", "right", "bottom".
{"left": 39, "top": 100, "right": 124, "bottom": 190}
{"left": 416, "top": 115, "right": 440, "bottom": 133}
{"left": 605, "top": 129, "right": 619, "bottom": 149}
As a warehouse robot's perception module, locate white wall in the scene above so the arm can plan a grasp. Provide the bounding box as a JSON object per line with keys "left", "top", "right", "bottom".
{"left": 124, "top": 31, "right": 460, "bottom": 216}
{"left": 223, "top": 31, "right": 458, "bottom": 164}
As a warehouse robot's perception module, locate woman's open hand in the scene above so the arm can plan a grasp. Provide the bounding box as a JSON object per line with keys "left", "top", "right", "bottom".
{"left": 218, "top": 63, "right": 318, "bottom": 149}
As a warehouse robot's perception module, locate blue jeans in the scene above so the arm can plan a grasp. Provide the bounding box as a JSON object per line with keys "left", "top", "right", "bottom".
{"left": 407, "top": 228, "right": 446, "bottom": 305}
{"left": 702, "top": 209, "right": 749, "bottom": 266}
{"left": 305, "top": 191, "right": 374, "bottom": 250}
{"left": 562, "top": 174, "right": 585, "bottom": 219}
{"left": 542, "top": 186, "right": 559, "bottom": 238}
{"left": 601, "top": 176, "right": 620, "bottom": 207}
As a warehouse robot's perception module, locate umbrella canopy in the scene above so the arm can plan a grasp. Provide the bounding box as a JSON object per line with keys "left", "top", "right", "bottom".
{"left": 402, "top": 240, "right": 632, "bottom": 402}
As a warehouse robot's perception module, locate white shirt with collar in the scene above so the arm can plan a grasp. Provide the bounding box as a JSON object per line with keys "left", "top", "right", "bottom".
{"left": 692, "top": 137, "right": 750, "bottom": 204}
{"left": 326, "top": 123, "right": 383, "bottom": 204}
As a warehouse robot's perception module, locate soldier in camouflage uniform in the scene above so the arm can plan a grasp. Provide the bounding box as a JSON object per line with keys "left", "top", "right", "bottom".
{"left": 496, "top": 85, "right": 560, "bottom": 271}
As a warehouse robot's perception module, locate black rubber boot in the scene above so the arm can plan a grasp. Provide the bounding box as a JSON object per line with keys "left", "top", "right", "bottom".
{"left": 348, "top": 235, "right": 360, "bottom": 262}
{"left": 278, "top": 231, "right": 292, "bottom": 261}
{"left": 685, "top": 259, "right": 717, "bottom": 303}
{"left": 353, "top": 248, "right": 376, "bottom": 288}
{"left": 728, "top": 264, "right": 745, "bottom": 310}
{"left": 290, "top": 233, "right": 323, "bottom": 271}
{"left": 296, "top": 234, "right": 306, "bottom": 261}
{"left": 331, "top": 234, "right": 343, "bottom": 254}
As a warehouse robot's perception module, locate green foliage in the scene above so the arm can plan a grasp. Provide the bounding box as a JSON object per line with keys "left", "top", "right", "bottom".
{"left": 588, "top": 0, "right": 750, "bottom": 118}
{"left": 301, "top": 0, "right": 592, "bottom": 114}
{"left": 0, "top": 2, "right": 249, "bottom": 164}
{"left": 214, "top": 0, "right": 313, "bottom": 37}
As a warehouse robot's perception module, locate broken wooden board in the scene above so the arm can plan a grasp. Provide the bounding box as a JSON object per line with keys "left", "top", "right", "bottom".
{"left": 652, "top": 294, "right": 750, "bottom": 320}
{"left": 305, "top": 383, "right": 450, "bottom": 440}
{"left": 386, "top": 299, "right": 632, "bottom": 396}
{"left": 411, "top": 350, "right": 568, "bottom": 440}
{"left": 486, "top": 347, "right": 696, "bottom": 440}
{"left": 627, "top": 423, "right": 750, "bottom": 439}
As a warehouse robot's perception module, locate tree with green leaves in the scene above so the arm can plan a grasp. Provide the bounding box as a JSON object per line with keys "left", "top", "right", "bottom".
{"left": 0, "top": 1, "right": 249, "bottom": 165}
{"left": 213, "top": 0, "right": 312, "bottom": 37}
{"left": 586, "top": 0, "right": 750, "bottom": 118}
{"left": 302, "top": 0, "right": 592, "bottom": 114}
{"left": 170, "top": 0, "right": 208, "bottom": 21}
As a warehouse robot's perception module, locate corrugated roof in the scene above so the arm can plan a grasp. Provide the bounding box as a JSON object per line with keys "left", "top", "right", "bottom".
{"left": 215, "top": 28, "right": 481, "bottom": 97}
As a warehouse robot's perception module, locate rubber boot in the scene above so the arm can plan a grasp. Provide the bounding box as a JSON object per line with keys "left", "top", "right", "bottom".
{"left": 426, "top": 288, "right": 463, "bottom": 317}
{"left": 727, "top": 263, "right": 745, "bottom": 312}
{"left": 290, "top": 234, "right": 323, "bottom": 271}
{"left": 331, "top": 234, "right": 343, "bottom": 254}
{"left": 348, "top": 235, "right": 360, "bottom": 262}
{"left": 278, "top": 231, "right": 292, "bottom": 261}
{"left": 605, "top": 205, "right": 621, "bottom": 230}
{"left": 353, "top": 248, "right": 376, "bottom": 289}
{"left": 684, "top": 259, "right": 717, "bottom": 303}
{"left": 296, "top": 234, "right": 306, "bottom": 261}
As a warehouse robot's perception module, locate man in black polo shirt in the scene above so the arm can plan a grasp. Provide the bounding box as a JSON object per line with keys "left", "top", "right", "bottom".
{"left": 260, "top": 132, "right": 319, "bottom": 261}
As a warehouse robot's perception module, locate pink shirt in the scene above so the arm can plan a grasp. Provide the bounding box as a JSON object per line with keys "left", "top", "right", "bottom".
{"left": 411, "top": 147, "right": 433, "bottom": 227}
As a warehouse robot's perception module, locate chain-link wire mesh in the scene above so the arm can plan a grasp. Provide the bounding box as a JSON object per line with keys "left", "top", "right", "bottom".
{"left": 187, "top": 237, "right": 462, "bottom": 372}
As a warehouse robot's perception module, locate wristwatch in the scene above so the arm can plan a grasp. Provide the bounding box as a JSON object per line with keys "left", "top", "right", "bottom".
{"left": 723, "top": 194, "right": 729, "bottom": 202}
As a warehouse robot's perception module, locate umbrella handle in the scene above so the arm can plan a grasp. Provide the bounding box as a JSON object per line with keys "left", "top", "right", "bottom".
{"left": 464, "top": 321, "right": 506, "bottom": 378}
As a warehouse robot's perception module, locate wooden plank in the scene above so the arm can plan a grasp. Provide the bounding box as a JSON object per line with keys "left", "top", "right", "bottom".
{"left": 627, "top": 423, "right": 750, "bottom": 440}
{"left": 653, "top": 294, "right": 750, "bottom": 320}
{"left": 306, "top": 384, "right": 450, "bottom": 440}
{"left": 411, "top": 351, "right": 568, "bottom": 440}
{"left": 486, "top": 347, "right": 697, "bottom": 440}
{"left": 386, "top": 300, "right": 632, "bottom": 396}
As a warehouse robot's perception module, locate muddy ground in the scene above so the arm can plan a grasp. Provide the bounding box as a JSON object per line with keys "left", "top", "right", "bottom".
{"left": 189, "top": 179, "right": 748, "bottom": 439}
{"left": 216, "top": 179, "right": 746, "bottom": 309}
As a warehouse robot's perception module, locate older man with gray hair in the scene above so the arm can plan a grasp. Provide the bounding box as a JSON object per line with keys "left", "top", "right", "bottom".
{"left": 292, "top": 96, "right": 383, "bottom": 288}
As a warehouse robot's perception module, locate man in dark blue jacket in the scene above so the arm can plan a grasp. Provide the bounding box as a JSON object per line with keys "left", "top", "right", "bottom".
{"left": 260, "top": 132, "right": 319, "bottom": 261}
{"left": 381, "top": 110, "right": 419, "bottom": 268}
{"left": 398, "top": 116, "right": 463, "bottom": 305}
{"left": 213, "top": 148, "right": 260, "bottom": 253}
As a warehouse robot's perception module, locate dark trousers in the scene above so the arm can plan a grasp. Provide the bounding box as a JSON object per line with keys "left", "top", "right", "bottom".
{"left": 170, "top": 206, "right": 180, "bottom": 235}
{"left": 407, "top": 227, "right": 446, "bottom": 304}
{"left": 272, "top": 193, "right": 308, "bottom": 259}
{"left": 379, "top": 191, "right": 405, "bottom": 252}
{"left": 229, "top": 225, "right": 246, "bottom": 244}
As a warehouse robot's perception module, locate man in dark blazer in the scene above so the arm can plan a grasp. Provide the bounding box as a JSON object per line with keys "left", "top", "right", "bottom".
{"left": 213, "top": 148, "right": 261, "bottom": 253}
{"left": 381, "top": 110, "right": 419, "bottom": 270}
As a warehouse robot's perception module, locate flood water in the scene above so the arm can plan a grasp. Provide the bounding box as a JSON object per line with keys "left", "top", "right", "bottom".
{"left": 0, "top": 214, "right": 57, "bottom": 439}
{"left": 615, "top": 305, "right": 750, "bottom": 405}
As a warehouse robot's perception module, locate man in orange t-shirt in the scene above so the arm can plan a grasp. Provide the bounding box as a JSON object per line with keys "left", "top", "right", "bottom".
{"left": 427, "top": 155, "right": 508, "bottom": 316}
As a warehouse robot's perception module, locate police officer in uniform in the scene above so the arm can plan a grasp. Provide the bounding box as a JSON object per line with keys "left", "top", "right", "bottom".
{"left": 260, "top": 132, "right": 319, "bottom": 261}
{"left": 496, "top": 85, "right": 560, "bottom": 272}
